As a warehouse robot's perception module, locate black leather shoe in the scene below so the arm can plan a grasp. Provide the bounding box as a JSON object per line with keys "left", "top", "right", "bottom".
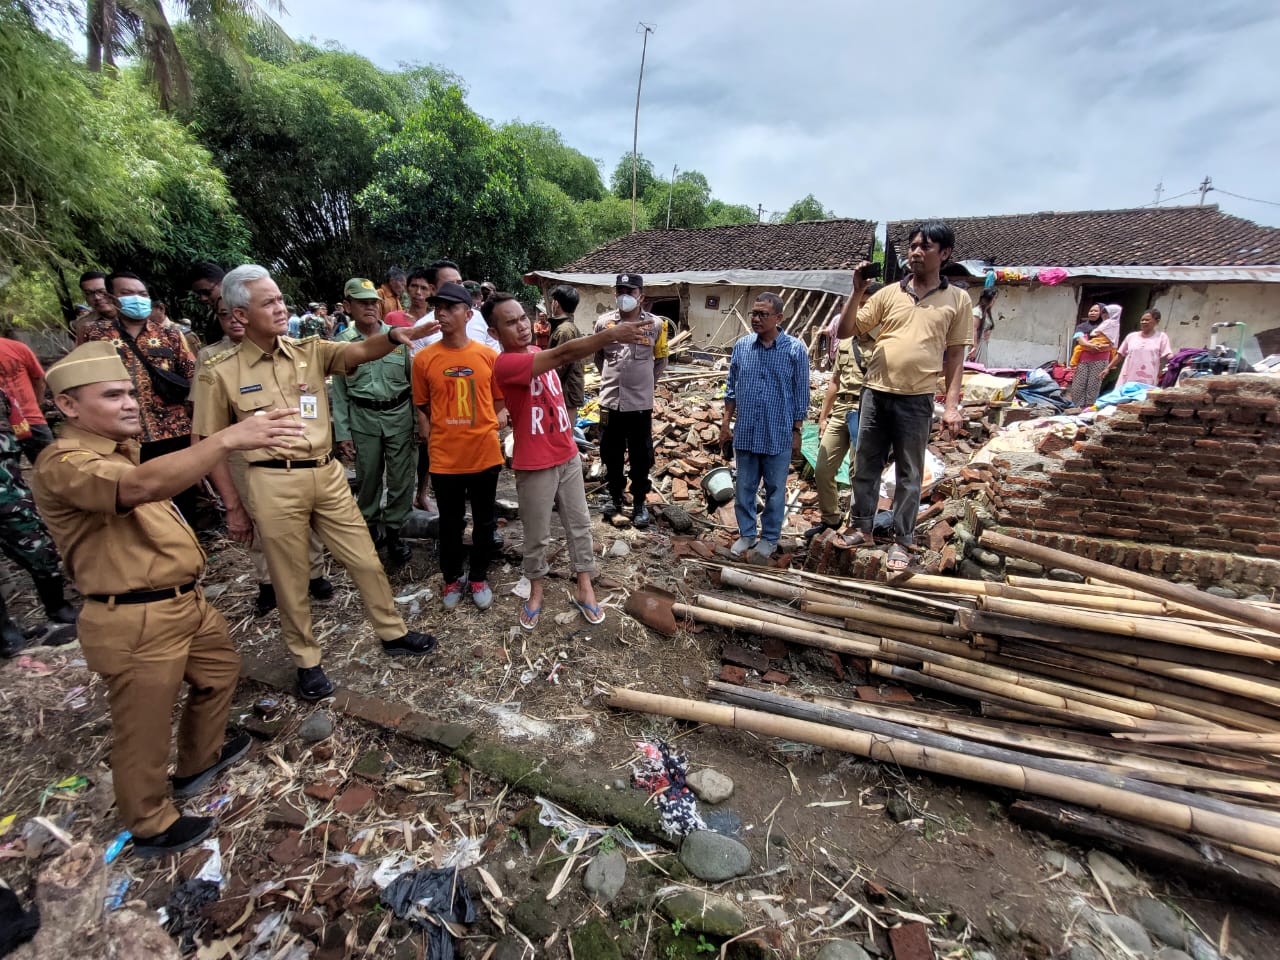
{"left": 632, "top": 505, "right": 651, "bottom": 529}
{"left": 34, "top": 575, "right": 77, "bottom": 624}
{"left": 381, "top": 631, "right": 438, "bottom": 657}
{"left": 383, "top": 530, "right": 412, "bottom": 568}
{"left": 309, "top": 577, "right": 334, "bottom": 600}
{"left": 172, "top": 732, "right": 252, "bottom": 799}
{"left": 0, "top": 620, "right": 25, "bottom": 658}
{"left": 254, "top": 583, "right": 277, "bottom": 617}
{"left": 297, "top": 665, "right": 335, "bottom": 700}
{"left": 803, "top": 521, "right": 836, "bottom": 541}
{"left": 602, "top": 501, "right": 621, "bottom": 519}
{"left": 132, "top": 815, "right": 215, "bottom": 858}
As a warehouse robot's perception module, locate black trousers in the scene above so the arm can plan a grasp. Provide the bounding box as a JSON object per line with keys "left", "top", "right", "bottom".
{"left": 141, "top": 434, "right": 199, "bottom": 525}
{"left": 600, "top": 407, "right": 653, "bottom": 507}
{"left": 431, "top": 465, "right": 500, "bottom": 584}
{"left": 19, "top": 423, "right": 53, "bottom": 467}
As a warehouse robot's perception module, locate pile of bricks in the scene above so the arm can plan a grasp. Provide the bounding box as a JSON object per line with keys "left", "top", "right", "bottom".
{"left": 984, "top": 375, "right": 1280, "bottom": 589}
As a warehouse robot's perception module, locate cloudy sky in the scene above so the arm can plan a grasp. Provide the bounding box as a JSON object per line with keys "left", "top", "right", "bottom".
{"left": 275, "top": 0, "right": 1280, "bottom": 227}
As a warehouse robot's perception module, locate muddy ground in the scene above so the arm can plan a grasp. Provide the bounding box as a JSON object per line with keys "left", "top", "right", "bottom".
{"left": 0, "top": 487, "right": 1275, "bottom": 959}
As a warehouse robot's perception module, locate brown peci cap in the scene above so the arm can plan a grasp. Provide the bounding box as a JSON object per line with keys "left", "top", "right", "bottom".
{"left": 45, "top": 342, "right": 130, "bottom": 395}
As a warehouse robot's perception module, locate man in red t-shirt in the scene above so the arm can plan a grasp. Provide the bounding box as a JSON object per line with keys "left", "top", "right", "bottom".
{"left": 412, "top": 282, "right": 506, "bottom": 611}
{"left": 486, "top": 293, "right": 650, "bottom": 629}
{"left": 0, "top": 332, "right": 51, "bottom": 463}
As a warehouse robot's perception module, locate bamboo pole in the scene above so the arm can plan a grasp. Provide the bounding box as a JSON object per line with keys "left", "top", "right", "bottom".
{"left": 720, "top": 566, "right": 965, "bottom": 616}
{"left": 708, "top": 682, "right": 1280, "bottom": 812}
{"left": 1068, "top": 646, "right": 1280, "bottom": 704}
{"left": 980, "top": 529, "right": 1280, "bottom": 634}
{"left": 674, "top": 603, "right": 881, "bottom": 659}
{"left": 604, "top": 688, "right": 1280, "bottom": 856}
{"left": 899, "top": 573, "right": 1172, "bottom": 617}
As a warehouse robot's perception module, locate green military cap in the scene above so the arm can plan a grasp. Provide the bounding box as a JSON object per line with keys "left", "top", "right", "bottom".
{"left": 343, "top": 278, "right": 379, "bottom": 300}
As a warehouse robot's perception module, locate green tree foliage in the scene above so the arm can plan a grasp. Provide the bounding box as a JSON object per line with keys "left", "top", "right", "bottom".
{"left": 0, "top": 2, "right": 247, "bottom": 321}
{"left": 609, "top": 153, "right": 659, "bottom": 202}
{"left": 580, "top": 196, "right": 647, "bottom": 248}
{"left": 503, "top": 122, "right": 604, "bottom": 202}
{"left": 644, "top": 172, "right": 711, "bottom": 230}
{"left": 705, "top": 200, "right": 758, "bottom": 227}
{"left": 775, "top": 193, "right": 836, "bottom": 223}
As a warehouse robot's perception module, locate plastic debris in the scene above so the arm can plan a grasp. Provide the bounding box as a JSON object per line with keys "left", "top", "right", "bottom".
{"left": 196, "top": 793, "right": 234, "bottom": 817}
{"left": 60, "top": 686, "right": 88, "bottom": 710}
{"left": 196, "top": 837, "right": 223, "bottom": 885}
{"left": 38, "top": 774, "right": 89, "bottom": 812}
{"left": 510, "top": 576, "right": 531, "bottom": 600}
{"left": 534, "top": 797, "right": 656, "bottom": 854}
{"left": 103, "top": 830, "right": 131, "bottom": 864}
{"left": 381, "top": 866, "right": 476, "bottom": 960}
{"left": 0, "top": 815, "right": 14, "bottom": 838}
{"left": 253, "top": 697, "right": 280, "bottom": 720}
{"left": 104, "top": 872, "right": 132, "bottom": 911}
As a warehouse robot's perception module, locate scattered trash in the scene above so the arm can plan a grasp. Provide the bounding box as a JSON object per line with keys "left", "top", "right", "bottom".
{"left": 440, "top": 836, "right": 485, "bottom": 869}
{"left": 510, "top": 576, "right": 531, "bottom": 600}
{"left": 103, "top": 830, "right": 131, "bottom": 864}
{"left": 59, "top": 686, "right": 88, "bottom": 710}
{"left": 103, "top": 872, "right": 132, "bottom": 911}
{"left": 202, "top": 583, "right": 229, "bottom": 601}
{"left": 546, "top": 661, "right": 563, "bottom": 683}
{"left": 12, "top": 655, "right": 51, "bottom": 676}
{"left": 196, "top": 794, "right": 234, "bottom": 817}
{"left": 253, "top": 697, "right": 280, "bottom": 720}
{"left": 38, "top": 774, "right": 89, "bottom": 813}
{"left": 163, "top": 877, "right": 220, "bottom": 952}
{"left": 535, "top": 797, "right": 657, "bottom": 855}
{"left": 196, "top": 837, "right": 223, "bottom": 886}
{"left": 608, "top": 540, "right": 630, "bottom": 557}
{"left": 631, "top": 740, "right": 707, "bottom": 837}
{"left": 381, "top": 866, "right": 477, "bottom": 960}
{"left": 0, "top": 815, "right": 14, "bottom": 838}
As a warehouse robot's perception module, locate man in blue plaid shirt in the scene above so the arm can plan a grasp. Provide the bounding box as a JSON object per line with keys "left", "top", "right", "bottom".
{"left": 719, "top": 292, "right": 810, "bottom": 561}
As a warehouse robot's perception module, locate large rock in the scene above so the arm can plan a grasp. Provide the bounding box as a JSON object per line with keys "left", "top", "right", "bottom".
{"left": 13, "top": 842, "right": 105, "bottom": 959}
{"left": 1068, "top": 944, "right": 1105, "bottom": 960}
{"left": 1086, "top": 850, "right": 1140, "bottom": 891}
{"left": 687, "top": 768, "right": 734, "bottom": 805}
{"left": 1132, "top": 897, "right": 1186, "bottom": 949}
{"left": 679, "top": 830, "right": 750, "bottom": 882}
{"left": 582, "top": 849, "right": 627, "bottom": 904}
{"left": 815, "top": 941, "right": 872, "bottom": 960}
{"left": 298, "top": 712, "right": 333, "bottom": 743}
{"left": 1099, "top": 914, "right": 1153, "bottom": 956}
{"left": 656, "top": 888, "right": 746, "bottom": 937}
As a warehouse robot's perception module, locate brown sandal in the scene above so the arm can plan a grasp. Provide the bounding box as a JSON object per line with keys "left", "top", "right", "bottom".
{"left": 886, "top": 543, "right": 911, "bottom": 572}
{"left": 835, "top": 529, "right": 873, "bottom": 549}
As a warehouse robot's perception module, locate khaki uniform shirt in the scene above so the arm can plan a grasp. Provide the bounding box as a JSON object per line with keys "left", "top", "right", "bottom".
{"left": 31, "top": 425, "right": 204, "bottom": 594}
{"left": 330, "top": 323, "right": 413, "bottom": 442}
{"left": 191, "top": 335, "right": 352, "bottom": 462}
{"left": 830, "top": 336, "right": 871, "bottom": 415}
{"left": 852, "top": 277, "right": 973, "bottom": 396}
{"left": 594, "top": 309, "right": 661, "bottom": 412}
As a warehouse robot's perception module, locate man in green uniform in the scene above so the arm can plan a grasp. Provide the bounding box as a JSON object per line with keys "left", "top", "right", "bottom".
{"left": 192, "top": 265, "right": 441, "bottom": 701}
{"left": 331, "top": 278, "right": 416, "bottom": 568}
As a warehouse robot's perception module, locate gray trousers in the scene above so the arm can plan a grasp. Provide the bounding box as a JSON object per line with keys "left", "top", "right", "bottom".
{"left": 515, "top": 453, "right": 598, "bottom": 580}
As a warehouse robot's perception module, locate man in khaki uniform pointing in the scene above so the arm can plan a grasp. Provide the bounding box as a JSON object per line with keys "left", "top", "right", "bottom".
{"left": 33, "top": 342, "right": 308, "bottom": 856}
{"left": 193, "top": 265, "right": 441, "bottom": 701}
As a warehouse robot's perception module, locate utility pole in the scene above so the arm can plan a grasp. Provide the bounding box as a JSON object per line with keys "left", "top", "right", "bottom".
{"left": 1153, "top": 181, "right": 1163, "bottom": 205}
{"left": 665, "top": 163, "right": 678, "bottom": 229}
{"left": 756, "top": 203, "right": 764, "bottom": 222}
{"left": 1198, "top": 175, "right": 1213, "bottom": 205}
{"left": 630, "top": 23, "right": 655, "bottom": 233}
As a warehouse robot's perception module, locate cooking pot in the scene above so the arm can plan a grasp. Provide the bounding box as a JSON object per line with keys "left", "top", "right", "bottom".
{"left": 700, "top": 465, "right": 736, "bottom": 506}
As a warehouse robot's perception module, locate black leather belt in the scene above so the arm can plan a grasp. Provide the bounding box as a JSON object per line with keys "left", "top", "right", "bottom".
{"left": 250, "top": 452, "right": 333, "bottom": 469}
{"left": 349, "top": 389, "right": 411, "bottom": 411}
{"left": 87, "top": 581, "right": 198, "bottom": 604}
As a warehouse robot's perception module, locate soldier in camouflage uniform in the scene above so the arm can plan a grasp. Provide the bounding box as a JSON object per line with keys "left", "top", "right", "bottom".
{"left": 0, "top": 387, "right": 76, "bottom": 653}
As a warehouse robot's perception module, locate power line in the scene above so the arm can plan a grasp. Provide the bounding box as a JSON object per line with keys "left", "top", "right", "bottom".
{"left": 1139, "top": 188, "right": 1198, "bottom": 207}
{"left": 1213, "top": 187, "right": 1280, "bottom": 208}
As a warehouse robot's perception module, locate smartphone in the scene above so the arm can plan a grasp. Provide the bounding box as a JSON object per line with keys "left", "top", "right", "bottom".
{"left": 860, "top": 262, "right": 883, "bottom": 279}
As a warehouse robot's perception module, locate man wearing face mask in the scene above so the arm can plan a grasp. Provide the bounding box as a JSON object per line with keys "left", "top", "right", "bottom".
{"left": 79, "top": 272, "right": 200, "bottom": 523}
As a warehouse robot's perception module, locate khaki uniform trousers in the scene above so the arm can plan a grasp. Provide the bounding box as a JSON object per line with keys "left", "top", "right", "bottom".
{"left": 78, "top": 590, "right": 238, "bottom": 837}
{"left": 228, "top": 452, "right": 325, "bottom": 582}
{"left": 245, "top": 458, "right": 405, "bottom": 667}
{"left": 815, "top": 404, "right": 860, "bottom": 526}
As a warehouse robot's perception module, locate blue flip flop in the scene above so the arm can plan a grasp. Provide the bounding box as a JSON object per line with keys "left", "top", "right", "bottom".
{"left": 519, "top": 602, "right": 541, "bottom": 630}
{"left": 571, "top": 596, "right": 606, "bottom": 625}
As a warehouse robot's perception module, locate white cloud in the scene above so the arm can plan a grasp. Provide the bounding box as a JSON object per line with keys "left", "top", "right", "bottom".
{"left": 276, "top": 0, "right": 1280, "bottom": 226}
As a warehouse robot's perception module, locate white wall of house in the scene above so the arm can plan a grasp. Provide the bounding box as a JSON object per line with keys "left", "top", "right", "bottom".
{"left": 1150, "top": 282, "right": 1280, "bottom": 353}
{"left": 980, "top": 284, "right": 1080, "bottom": 369}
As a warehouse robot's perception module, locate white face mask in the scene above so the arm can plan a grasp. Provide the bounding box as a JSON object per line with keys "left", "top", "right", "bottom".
{"left": 616, "top": 294, "right": 638, "bottom": 313}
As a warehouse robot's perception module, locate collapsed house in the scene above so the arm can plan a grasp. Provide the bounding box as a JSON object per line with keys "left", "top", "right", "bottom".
{"left": 886, "top": 205, "right": 1280, "bottom": 369}
{"left": 525, "top": 219, "right": 876, "bottom": 350}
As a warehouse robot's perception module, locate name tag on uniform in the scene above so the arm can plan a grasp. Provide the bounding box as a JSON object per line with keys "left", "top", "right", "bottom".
{"left": 300, "top": 395, "right": 319, "bottom": 419}
{"left": 239, "top": 384, "right": 263, "bottom": 394}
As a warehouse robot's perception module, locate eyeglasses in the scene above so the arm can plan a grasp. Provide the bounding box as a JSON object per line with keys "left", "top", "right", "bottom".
{"left": 749, "top": 310, "right": 777, "bottom": 319}
{"left": 84, "top": 288, "right": 110, "bottom": 301}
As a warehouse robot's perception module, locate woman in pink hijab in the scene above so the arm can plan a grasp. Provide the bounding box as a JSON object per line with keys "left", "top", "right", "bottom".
{"left": 1070, "top": 303, "right": 1120, "bottom": 407}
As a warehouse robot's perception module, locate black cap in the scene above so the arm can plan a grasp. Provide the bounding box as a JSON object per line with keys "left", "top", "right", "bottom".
{"left": 428, "top": 281, "right": 471, "bottom": 307}
{"left": 615, "top": 273, "right": 644, "bottom": 289}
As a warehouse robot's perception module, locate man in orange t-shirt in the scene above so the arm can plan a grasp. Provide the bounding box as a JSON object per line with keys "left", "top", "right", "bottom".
{"left": 411, "top": 282, "right": 506, "bottom": 611}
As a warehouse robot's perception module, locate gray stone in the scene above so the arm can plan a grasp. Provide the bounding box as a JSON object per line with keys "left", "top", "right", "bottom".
{"left": 1043, "top": 849, "right": 1087, "bottom": 880}
{"left": 1004, "top": 558, "right": 1044, "bottom": 576}
{"left": 1185, "top": 935, "right": 1220, "bottom": 960}
{"left": 1048, "top": 568, "right": 1086, "bottom": 583}
{"left": 656, "top": 888, "right": 746, "bottom": 937}
{"left": 1132, "top": 897, "right": 1186, "bottom": 949}
{"left": 678, "top": 830, "right": 751, "bottom": 881}
{"left": 687, "top": 768, "right": 734, "bottom": 805}
{"left": 971, "top": 953, "right": 998, "bottom": 960}
{"left": 1246, "top": 594, "right": 1271, "bottom": 603}
{"left": 885, "top": 796, "right": 913, "bottom": 823}
{"left": 511, "top": 896, "right": 557, "bottom": 939}
{"left": 1156, "top": 951, "right": 1194, "bottom": 960}
{"left": 1101, "top": 914, "right": 1153, "bottom": 956}
{"left": 1205, "top": 586, "right": 1237, "bottom": 599}
{"left": 582, "top": 849, "right": 626, "bottom": 904}
{"left": 958, "top": 559, "right": 1003, "bottom": 583}
{"left": 969, "top": 547, "right": 1004, "bottom": 569}
{"left": 298, "top": 712, "right": 333, "bottom": 743}
{"left": 1087, "top": 850, "right": 1140, "bottom": 891}
{"left": 952, "top": 523, "right": 975, "bottom": 546}
{"left": 815, "top": 941, "right": 872, "bottom": 960}
{"left": 1068, "top": 943, "right": 1106, "bottom": 960}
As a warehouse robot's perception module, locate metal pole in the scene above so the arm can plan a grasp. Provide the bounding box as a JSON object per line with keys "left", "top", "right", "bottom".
{"left": 631, "top": 23, "right": 655, "bottom": 233}
{"left": 1153, "top": 181, "right": 1163, "bottom": 205}
{"left": 666, "top": 163, "right": 677, "bottom": 229}
{"left": 1199, "top": 175, "right": 1213, "bottom": 205}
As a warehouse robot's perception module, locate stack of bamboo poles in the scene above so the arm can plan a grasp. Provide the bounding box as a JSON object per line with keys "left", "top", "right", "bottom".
{"left": 606, "top": 534, "right": 1280, "bottom": 875}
